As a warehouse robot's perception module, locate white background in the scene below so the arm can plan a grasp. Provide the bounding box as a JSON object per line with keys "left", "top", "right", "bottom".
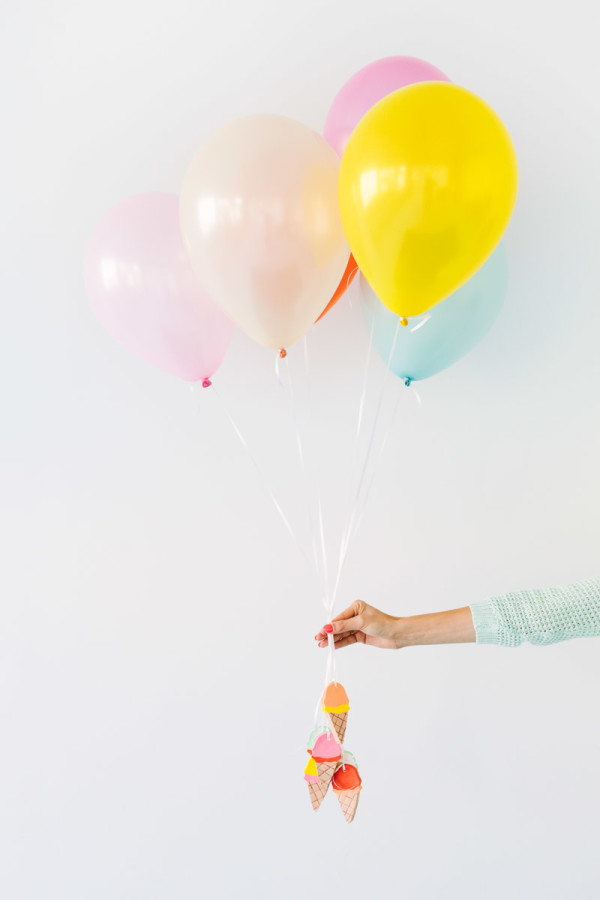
{"left": 2, "top": 1, "right": 599, "bottom": 897}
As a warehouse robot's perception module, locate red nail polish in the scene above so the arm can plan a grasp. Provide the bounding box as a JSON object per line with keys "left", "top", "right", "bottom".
{"left": 324, "top": 624, "right": 333, "bottom": 634}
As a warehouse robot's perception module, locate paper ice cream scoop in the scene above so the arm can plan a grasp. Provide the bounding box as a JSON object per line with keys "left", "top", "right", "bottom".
{"left": 311, "top": 731, "right": 342, "bottom": 763}
{"left": 306, "top": 725, "right": 329, "bottom": 753}
{"left": 332, "top": 762, "right": 362, "bottom": 823}
{"left": 332, "top": 762, "right": 361, "bottom": 791}
{"left": 321, "top": 682, "right": 350, "bottom": 745}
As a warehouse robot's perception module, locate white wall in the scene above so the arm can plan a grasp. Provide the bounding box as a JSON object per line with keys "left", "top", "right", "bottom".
{"left": 2, "top": 1, "right": 599, "bottom": 898}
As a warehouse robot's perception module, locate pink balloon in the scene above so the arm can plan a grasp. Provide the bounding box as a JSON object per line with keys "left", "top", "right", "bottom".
{"left": 84, "top": 193, "right": 234, "bottom": 382}
{"left": 324, "top": 56, "right": 451, "bottom": 157}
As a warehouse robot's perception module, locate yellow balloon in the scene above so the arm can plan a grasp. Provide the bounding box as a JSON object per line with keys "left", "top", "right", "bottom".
{"left": 338, "top": 82, "right": 518, "bottom": 318}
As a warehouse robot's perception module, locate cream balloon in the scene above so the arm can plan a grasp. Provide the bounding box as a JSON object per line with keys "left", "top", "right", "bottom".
{"left": 180, "top": 114, "right": 349, "bottom": 350}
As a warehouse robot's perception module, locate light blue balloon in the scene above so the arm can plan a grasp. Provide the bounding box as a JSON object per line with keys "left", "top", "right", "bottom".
{"left": 361, "top": 244, "right": 508, "bottom": 382}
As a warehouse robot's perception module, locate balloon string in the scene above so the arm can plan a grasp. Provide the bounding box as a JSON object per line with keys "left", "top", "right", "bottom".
{"left": 210, "top": 384, "right": 309, "bottom": 565}
{"left": 329, "top": 316, "right": 402, "bottom": 614}
{"left": 409, "top": 313, "right": 431, "bottom": 334}
{"left": 302, "top": 335, "right": 331, "bottom": 616}
{"left": 317, "top": 492, "right": 329, "bottom": 612}
{"left": 347, "top": 378, "right": 423, "bottom": 572}
{"left": 354, "top": 380, "right": 423, "bottom": 535}
{"left": 278, "top": 350, "right": 324, "bottom": 595}
{"left": 350, "top": 390, "right": 403, "bottom": 543}
{"left": 410, "top": 383, "right": 423, "bottom": 407}
{"left": 274, "top": 352, "right": 284, "bottom": 388}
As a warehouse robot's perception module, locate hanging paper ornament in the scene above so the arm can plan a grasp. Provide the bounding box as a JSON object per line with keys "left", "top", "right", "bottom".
{"left": 332, "top": 761, "right": 362, "bottom": 823}
{"left": 321, "top": 682, "right": 350, "bottom": 745}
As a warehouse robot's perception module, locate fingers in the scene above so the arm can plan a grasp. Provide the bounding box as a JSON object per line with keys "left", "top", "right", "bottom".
{"left": 314, "top": 600, "right": 367, "bottom": 646}
{"left": 316, "top": 631, "right": 363, "bottom": 650}
{"left": 331, "top": 614, "right": 364, "bottom": 636}
{"left": 333, "top": 632, "right": 363, "bottom": 650}
{"left": 315, "top": 614, "right": 363, "bottom": 641}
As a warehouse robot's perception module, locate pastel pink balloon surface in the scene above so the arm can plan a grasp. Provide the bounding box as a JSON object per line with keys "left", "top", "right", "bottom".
{"left": 324, "top": 56, "right": 451, "bottom": 157}
{"left": 84, "top": 193, "right": 234, "bottom": 382}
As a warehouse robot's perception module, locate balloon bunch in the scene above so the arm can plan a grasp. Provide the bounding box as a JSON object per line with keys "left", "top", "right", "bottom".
{"left": 84, "top": 58, "right": 518, "bottom": 813}
{"left": 85, "top": 55, "right": 517, "bottom": 387}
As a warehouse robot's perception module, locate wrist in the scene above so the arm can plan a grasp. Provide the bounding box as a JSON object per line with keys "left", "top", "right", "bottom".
{"left": 392, "top": 615, "right": 422, "bottom": 648}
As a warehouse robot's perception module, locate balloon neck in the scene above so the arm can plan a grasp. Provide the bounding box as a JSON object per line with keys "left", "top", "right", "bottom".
{"left": 279, "top": 348, "right": 287, "bottom": 359}
{"left": 201, "top": 378, "right": 212, "bottom": 389}
{"left": 404, "top": 377, "right": 412, "bottom": 388}
{"left": 400, "top": 317, "right": 408, "bottom": 327}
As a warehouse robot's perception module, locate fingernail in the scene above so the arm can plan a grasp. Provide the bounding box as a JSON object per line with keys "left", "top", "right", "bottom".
{"left": 324, "top": 624, "right": 333, "bottom": 634}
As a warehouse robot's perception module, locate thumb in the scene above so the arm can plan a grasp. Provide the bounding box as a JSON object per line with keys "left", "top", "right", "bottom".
{"left": 331, "top": 600, "right": 364, "bottom": 623}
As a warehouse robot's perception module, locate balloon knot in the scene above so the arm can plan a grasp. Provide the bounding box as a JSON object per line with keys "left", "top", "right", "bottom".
{"left": 404, "top": 377, "right": 412, "bottom": 388}
{"left": 400, "top": 317, "right": 408, "bottom": 327}
{"left": 201, "top": 378, "right": 212, "bottom": 389}
{"left": 279, "top": 349, "right": 287, "bottom": 359}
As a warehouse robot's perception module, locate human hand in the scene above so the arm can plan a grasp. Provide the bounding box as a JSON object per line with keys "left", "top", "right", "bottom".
{"left": 314, "top": 600, "right": 403, "bottom": 651}
{"left": 315, "top": 602, "right": 476, "bottom": 650}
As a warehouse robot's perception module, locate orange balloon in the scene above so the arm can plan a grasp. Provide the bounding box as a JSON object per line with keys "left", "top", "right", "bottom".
{"left": 315, "top": 254, "right": 358, "bottom": 322}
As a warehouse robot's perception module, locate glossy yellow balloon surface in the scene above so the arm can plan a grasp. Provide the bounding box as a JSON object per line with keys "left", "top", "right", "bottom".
{"left": 338, "top": 82, "right": 518, "bottom": 318}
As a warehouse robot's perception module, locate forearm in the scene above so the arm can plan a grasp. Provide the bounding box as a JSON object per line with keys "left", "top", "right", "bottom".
{"left": 395, "top": 607, "right": 476, "bottom": 647}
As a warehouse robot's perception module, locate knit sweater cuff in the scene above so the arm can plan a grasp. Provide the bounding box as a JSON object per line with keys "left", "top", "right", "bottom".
{"left": 469, "top": 599, "right": 500, "bottom": 645}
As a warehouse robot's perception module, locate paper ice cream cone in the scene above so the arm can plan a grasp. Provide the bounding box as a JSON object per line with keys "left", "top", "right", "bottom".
{"left": 304, "top": 755, "right": 328, "bottom": 811}
{"left": 305, "top": 730, "right": 342, "bottom": 810}
{"left": 321, "top": 682, "right": 350, "bottom": 745}
{"left": 307, "top": 779, "right": 326, "bottom": 810}
{"left": 316, "top": 759, "right": 337, "bottom": 791}
{"left": 337, "top": 788, "right": 360, "bottom": 823}
{"left": 326, "top": 710, "right": 348, "bottom": 745}
{"left": 332, "top": 759, "right": 362, "bottom": 824}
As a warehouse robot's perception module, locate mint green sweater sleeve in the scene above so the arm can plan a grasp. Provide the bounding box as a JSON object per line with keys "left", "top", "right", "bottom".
{"left": 469, "top": 577, "right": 600, "bottom": 646}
